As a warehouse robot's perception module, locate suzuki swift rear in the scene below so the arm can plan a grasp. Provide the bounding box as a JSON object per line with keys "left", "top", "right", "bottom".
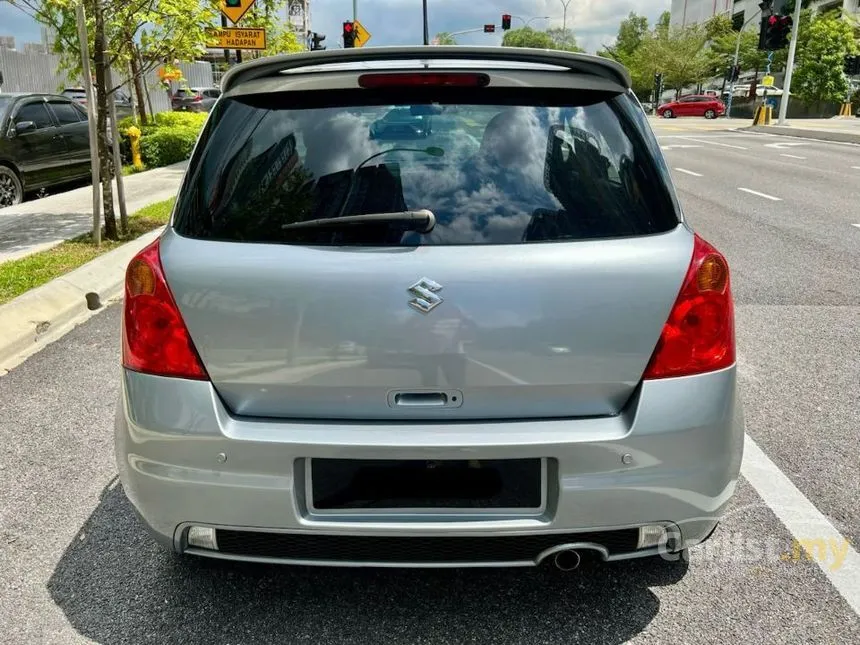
{"left": 115, "top": 48, "right": 743, "bottom": 567}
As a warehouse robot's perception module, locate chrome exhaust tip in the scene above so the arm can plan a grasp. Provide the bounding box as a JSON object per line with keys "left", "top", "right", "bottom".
{"left": 553, "top": 549, "right": 581, "bottom": 571}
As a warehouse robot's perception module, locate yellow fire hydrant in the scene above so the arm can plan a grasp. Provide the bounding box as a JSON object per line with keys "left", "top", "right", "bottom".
{"left": 126, "top": 125, "right": 143, "bottom": 171}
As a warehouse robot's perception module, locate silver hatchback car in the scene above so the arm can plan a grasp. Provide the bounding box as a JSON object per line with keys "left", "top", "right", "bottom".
{"left": 116, "top": 47, "right": 743, "bottom": 569}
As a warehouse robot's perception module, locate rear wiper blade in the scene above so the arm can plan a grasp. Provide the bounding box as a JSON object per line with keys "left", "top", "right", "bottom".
{"left": 281, "top": 209, "right": 436, "bottom": 234}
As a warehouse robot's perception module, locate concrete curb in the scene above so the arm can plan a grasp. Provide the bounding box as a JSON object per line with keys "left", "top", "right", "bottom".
{"left": 739, "top": 125, "right": 860, "bottom": 145}
{"left": 0, "top": 228, "right": 163, "bottom": 374}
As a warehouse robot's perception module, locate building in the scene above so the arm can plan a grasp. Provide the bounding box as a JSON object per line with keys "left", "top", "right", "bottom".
{"left": 671, "top": 0, "right": 860, "bottom": 29}
{"left": 0, "top": 36, "right": 15, "bottom": 50}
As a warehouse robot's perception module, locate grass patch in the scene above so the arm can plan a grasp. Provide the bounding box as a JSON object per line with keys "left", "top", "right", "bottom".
{"left": 122, "top": 164, "right": 148, "bottom": 176}
{"left": 0, "top": 198, "right": 174, "bottom": 306}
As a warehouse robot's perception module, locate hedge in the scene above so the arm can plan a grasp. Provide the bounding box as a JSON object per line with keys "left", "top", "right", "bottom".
{"left": 138, "top": 126, "right": 200, "bottom": 167}
{"left": 119, "top": 111, "right": 207, "bottom": 168}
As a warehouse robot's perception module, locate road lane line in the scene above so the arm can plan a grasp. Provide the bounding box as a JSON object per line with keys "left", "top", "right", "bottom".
{"left": 683, "top": 137, "right": 748, "bottom": 150}
{"left": 852, "top": 166, "right": 860, "bottom": 170}
{"left": 674, "top": 168, "right": 703, "bottom": 177}
{"left": 741, "top": 435, "right": 860, "bottom": 616}
{"left": 780, "top": 154, "right": 806, "bottom": 160}
{"left": 738, "top": 187, "right": 782, "bottom": 201}
{"left": 852, "top": 224, "right": 860, "bottom": 229}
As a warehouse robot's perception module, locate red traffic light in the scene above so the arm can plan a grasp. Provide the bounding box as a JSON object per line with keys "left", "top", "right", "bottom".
{"left": 343, "top": 22, "right": 354, "bottom": 32}
{"left": 501, "top": 14, "right": 512, "bottom": 30}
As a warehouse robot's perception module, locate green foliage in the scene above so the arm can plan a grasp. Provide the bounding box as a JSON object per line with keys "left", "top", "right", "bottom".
{"left": 792, "top": 11, "right": 858, "bottom": 104}
{"left": 434, "top": 32, "right": 457, "bottom": 45}
{"left": 610, "top": 12, "right": 649, "bottom": 60}
{"left": 139, "top": 126, "right": 199, "bottom": 167}
{"left": 502, "top": 26, "right": 583, "bottom": 52}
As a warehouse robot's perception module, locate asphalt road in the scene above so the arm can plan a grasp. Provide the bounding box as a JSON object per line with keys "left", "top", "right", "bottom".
{"left": 0, "top": 121, "right": 859, "bottom": 644}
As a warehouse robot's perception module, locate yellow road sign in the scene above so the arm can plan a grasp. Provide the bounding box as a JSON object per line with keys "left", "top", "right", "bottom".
{"left": 353, "top": 19, "right": 372, "bottom": 48}
{"left": 762, "top": 75, "right": 774, "bottom": 87}
{"left": 220, "top": 0, "right": 256, "bottom": 25}
{"left": 207, "top": 28, "right": 266, "bottom": 51}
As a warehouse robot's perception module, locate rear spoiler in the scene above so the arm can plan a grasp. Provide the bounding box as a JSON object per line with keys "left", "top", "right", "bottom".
{"left": 220, "top": 46, "right": 631, "bottom": 94}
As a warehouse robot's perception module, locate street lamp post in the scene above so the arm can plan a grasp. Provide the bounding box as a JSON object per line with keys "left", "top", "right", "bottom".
{"left": 726, "top": 9, "right": 763, "bottom": 119}
{"left": 512, "top": 16, "right": 551, "bottom": 28}
{"left": 777, "top": 0, "right": 804, "bottom": 124}
{"left": 558, "top": 0, "right": 572, "bottom": 43}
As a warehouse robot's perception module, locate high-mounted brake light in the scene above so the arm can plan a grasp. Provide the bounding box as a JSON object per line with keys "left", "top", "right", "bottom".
{"left": 358, "top": 73, "right": 490, "bottom": 89}
{"left": 122, "top": 239, "right": 208, "bottom": 380}
{"left": 643, "top": 234, "right": 735, "bottom": 379}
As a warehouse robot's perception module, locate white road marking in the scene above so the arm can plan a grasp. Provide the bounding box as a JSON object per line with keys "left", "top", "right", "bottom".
{"left": 674, "top": 167, "right": 703, "bottom": 177}
{"left": 852, "top": 224, "right": 860, "bottom": 229}
{"left": 780, "top": 154, "right": 806, "bottom": 160}
{"left": 852, "top": 166, "right": 860, "bottom": 170}
{"left": 660, "top": 144, "right": 702, "bottom": 150}
{"left": 741, "top": 435, "right": 860, "bottom": 615}
{"left": 764, "top": 142, "right": 808, "bottom": 150}
{"left": 684, "top": 137, "right": 748, "bottom": 150}
{"left": 467, "top": 358, "right": 529, "bottom": 385}
{"left": 738, "top": 187, "right": 782, "bottom": 201}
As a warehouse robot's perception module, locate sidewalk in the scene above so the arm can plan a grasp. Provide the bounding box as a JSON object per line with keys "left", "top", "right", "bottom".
{"left": 0, "top": 162, "right": 187, "bottom": 264}
{"left": 740, "top": 117, "right": 860, "bottom": 145}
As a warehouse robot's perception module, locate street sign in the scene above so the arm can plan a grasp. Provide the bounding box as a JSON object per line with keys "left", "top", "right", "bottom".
{"left": 220, "top": 0, "right": 256, "bottom": 25}
{"left": 207, "top": 27, "right": 266, "bottom": 50}
{"left": 353, "top": 19, "right": 372, "bottom": 47}
{"left": 762, "top": 75, "right": 775, "bottom": 87}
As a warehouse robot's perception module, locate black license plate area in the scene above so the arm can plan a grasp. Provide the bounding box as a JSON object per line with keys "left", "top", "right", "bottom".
{"left": 309, "top": 459, "right": 544, "bottom": 512}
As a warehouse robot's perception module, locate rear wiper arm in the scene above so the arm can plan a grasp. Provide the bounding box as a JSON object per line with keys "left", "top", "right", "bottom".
{"left": 281, "top": 209, "right": 436, "bottom": 234}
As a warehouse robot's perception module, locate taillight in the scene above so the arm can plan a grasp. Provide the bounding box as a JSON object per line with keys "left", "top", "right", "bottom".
{"left": 192, "top": 94, "right": 203, "bottom": 102}
{"left": 122, "top": 239, "right": 207, "bottom": 380}
{"left": 643, "top": 234, "right": 735, "bottom": 379}
{"left": 358, "top": 73, "right": 490, "bottom": 89}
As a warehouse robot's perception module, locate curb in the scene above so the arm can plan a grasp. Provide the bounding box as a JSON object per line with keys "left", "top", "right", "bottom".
{"left": 739, "top": 125, "right": 860, "bottom": 145}
{"left": 0, "top": 228, "right": 162, "bottom": 374}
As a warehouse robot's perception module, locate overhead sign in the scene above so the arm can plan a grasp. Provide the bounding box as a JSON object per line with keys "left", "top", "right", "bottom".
{"left": 220, "top": 0, "right": 256, "bottom": 25}
{"left": 353, "top": 19, "right": 372, "bottom": 48}
{"left": 207, "top": 28, "right": 266, "bottom": 51}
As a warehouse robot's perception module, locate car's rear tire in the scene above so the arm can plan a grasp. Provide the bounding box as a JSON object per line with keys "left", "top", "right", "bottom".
{"left": 662, "top": 109, "right": 674, "bottom": 119}
{"left": 704, "top": 109, "right": 717, "bottom": 119}
{"left": 0, "top": 164, "right": 23, "bottom": 208}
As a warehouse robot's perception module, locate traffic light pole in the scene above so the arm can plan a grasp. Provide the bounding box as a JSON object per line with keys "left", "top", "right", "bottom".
{"left": 726, "top": 9, "right": 762, "bottom": 119}
{"left": 422, "top": 0, "right": 429, "bottom": 45}
{"left": 777, "top": 0, "right": 804, "bottom": 125}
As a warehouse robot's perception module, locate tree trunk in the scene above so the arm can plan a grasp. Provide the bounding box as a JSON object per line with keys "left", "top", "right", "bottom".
{"left": 93, "top": 3, "right": 118, "bottom": 240}
{"left": 128, "top": 37, "right": 147, "bottom": 124}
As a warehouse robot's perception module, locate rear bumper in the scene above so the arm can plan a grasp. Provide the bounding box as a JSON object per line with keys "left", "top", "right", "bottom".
{"left": 115, "top": 366, "right": 744, "bottom": 566}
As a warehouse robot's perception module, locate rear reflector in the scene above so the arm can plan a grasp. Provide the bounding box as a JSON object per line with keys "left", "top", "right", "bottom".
{"left": 122, "top": 239, "right": 208, "bottom": 380}
{"left": 358, "top": 72, "right": 490, "bottom": 89}
{"left": 643, "top": 234, "right": 735, "bottom": 379}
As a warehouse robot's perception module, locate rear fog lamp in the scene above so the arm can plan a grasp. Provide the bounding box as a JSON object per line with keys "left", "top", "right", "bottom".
{"left": 187, "top": 526, "right": 219, "bottom": 550}
{"left": 637, "top": 525, "right": 668, "bottom": 549}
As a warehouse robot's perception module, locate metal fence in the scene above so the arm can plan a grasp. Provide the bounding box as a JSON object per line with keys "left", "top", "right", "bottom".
{"left": 0, "top": 48, "right": 214, "bottom": 114}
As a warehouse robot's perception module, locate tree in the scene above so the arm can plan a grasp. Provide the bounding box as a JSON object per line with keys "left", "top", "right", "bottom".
{"left": 433, "top": 32, "right": 457, "bottom": 46}
{"left": 502, "top": 26, "right": 583, "bottom": 52}
{"left": 792, "top": 10, "right": 859, "bottom": 104}
{"left": 13, "top": 0, "right": 217, "bottom": 239}
{"left": 625, "top": 23, "right": 712, "bottom": 100}
{"left": 603, "top": 11, "right": 649, "bottom": 60}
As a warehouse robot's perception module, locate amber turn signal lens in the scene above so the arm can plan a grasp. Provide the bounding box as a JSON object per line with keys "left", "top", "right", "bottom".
{"left": 696, "top": 255, "right": 728, "bottom": 293}
{"left": 127, "top": 258, "right": 156, "bottom": 297}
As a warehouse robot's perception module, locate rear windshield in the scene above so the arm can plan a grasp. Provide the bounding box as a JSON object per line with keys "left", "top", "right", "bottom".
{"left": 174, "top": 89, "right": 678, "bottom": 245}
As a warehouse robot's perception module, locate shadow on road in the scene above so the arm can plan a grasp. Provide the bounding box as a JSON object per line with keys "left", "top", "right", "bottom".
{"left": 48, "top": 482, "right": 688, "bottom": 644}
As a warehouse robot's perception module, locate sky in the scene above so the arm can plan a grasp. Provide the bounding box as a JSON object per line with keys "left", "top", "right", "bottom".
{"left": 0, "top": 0, "right": 671, "bottom": 54}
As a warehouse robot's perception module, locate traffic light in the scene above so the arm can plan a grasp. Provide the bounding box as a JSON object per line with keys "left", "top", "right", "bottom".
{"left": 483, "top": 24, "right": 496, "bottom": 34}
{"left": 224, "top": 0, "right": 241, "bottom": 6}
{"left": 844, "top": 54, "right": 860, "bottom": 76}
{"left": 501, "top": 14, "right": 512, "bottom": 31}
{"left": 343, "top": 21, "right": 355, "bottom": 48}
{"left": 311, "top": 32, "right": 326, "bottom": 51}
{"left": 760, "top": 14, "right": 792, "bottom": 50}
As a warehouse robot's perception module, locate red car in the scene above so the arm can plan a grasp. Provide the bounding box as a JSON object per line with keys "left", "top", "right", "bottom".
{"left": 657, "top": 95, "right": 725, "bottom": 119}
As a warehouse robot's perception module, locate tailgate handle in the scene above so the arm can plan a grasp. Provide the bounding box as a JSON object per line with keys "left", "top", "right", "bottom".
{"left": 388, "top": 390, "right": 463, "bottom": 408}
{"left": 394, "top": 392, "right": 447, "bottom": 407}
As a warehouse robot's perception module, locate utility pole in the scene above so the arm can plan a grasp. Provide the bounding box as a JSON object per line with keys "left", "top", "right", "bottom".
{"left": 75, "top": 2, "right": 100, "bottom": 246}
{"left": 726, "top": 8, "right": 762, "bottom": 119}
{"left": 353, "top": 0, "right": 357, "bottom": 22}
{"left": 777, "top": 0, "right": 804, "bottom": 125}
{"left": 422, "top": 0, "right": 429, "bottom": 46}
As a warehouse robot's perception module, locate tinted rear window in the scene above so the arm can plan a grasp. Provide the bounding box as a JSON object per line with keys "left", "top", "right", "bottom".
{"left": 174, "top": 88, "right": 678, "bottom": 245}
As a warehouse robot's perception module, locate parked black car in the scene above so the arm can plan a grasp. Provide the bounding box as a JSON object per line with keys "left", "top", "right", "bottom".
{"left": 0, "top": 93, "right": 91, "bottom": 207}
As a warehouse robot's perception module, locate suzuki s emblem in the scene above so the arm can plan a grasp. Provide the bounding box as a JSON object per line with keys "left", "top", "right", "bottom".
{"left": 408, "top": 277, "right": 443, "bottom": 313}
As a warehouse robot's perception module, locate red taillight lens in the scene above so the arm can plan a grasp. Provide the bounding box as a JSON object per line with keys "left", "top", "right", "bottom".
{"left": 122, "top": 239, "right": 208, "bottom": 380}
{"left": 643, "top": 234, "right": 735, "bottom": 379}
{"left": 358, "top": 73, "right": 490, "bottom": 89}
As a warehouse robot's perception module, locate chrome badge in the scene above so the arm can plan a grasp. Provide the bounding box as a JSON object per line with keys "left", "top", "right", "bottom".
{"left": 408, "top": 278, "right": 443, "bottom": 313}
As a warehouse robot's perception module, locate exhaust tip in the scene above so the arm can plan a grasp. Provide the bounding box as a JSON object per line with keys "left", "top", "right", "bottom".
{"left": 553, "top": 549, "right": 581, "bottom": 571}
